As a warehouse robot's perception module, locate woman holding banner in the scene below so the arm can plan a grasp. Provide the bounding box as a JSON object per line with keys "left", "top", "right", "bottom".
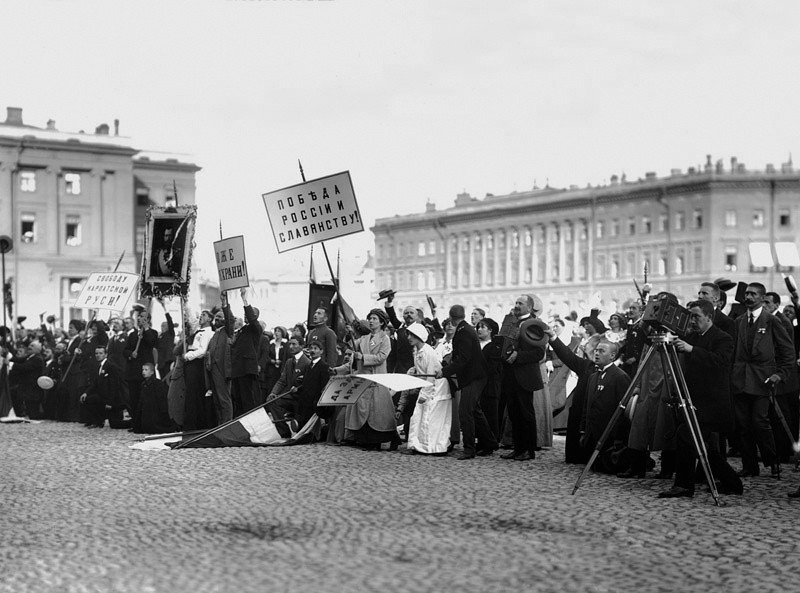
{"left": 332, "top": 309, "right": 401, "bottom": 451}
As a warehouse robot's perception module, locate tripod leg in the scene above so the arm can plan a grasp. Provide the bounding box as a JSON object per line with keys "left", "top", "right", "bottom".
{"left": 663, "top": 344, "right": 720, "bottom": 506}
{"left": 571, "top": 344, "right": 656, "bottom": 496}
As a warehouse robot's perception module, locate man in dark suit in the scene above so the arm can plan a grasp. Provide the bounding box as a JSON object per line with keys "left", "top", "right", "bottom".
{"left": 731, "top": 282, "right": 795, "bottom": 478}
{"left": 80, "top": 345, "right": 127, "bottom": 429}
{"left": 205, "top": 293, "right": 233, "bottom": 424}
{"left": 621, "top": 301, "right": 647, "bottom": 378}
{"left": 230, "top": 287, "right": 263, "bottom": 417}
{"left": 268, "top": 336, "right": 312, "bottom": 436}
{"left": 547, "top": 331, "right": 631, "bottom": 466}
{"left": 698, "top": 282, "right": 735, "bottom": 338}
{"left": 155, "top": 298, "right": 176, "bottom": 379}
{"left": 385, "top": 295, "right": 423, "bottom": 439}
{"left": 498, "top": 295, "right": 545, "bottom": 461}
{"left": 438, "top": 304, "right": 497, "bottom": 460}
{"left": 660, "top": 300, "right": 743, "bottom": 497}
{"left": 271, "top": 338, "right": 329, "bottom": 436}
{"left": 124, "top": 311, "right": 158, "bottom": 432}
{"left": 9, "top": 341, "right": 45, "bottom": 419}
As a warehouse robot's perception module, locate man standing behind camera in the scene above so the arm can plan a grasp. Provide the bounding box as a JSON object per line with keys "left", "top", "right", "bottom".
{"left": 662, "top": 300, "right": 743, "bottom": 498}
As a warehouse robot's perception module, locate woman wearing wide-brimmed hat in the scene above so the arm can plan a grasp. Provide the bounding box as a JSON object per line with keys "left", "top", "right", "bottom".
{"left": 331, "top": 308, "right": 401, "bottom": 450}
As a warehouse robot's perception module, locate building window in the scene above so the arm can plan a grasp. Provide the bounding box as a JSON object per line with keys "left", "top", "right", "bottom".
{"left": 692, "top": 209, "right": 703, "bottom": 229}
{"left": 627, "top": 217, "right": 636, "bottom": 235}
{"left": 512, "top": 230, "right": 519, "bottom": 248}
{"left": 658, "top": 251, "right": 667, "bottom": 276}
{"left": 725, "top": 246, "right": 737, "bottom": 272}
{"left": 596, "top": 220, "right": 605, "bottom": 239}
{"left": 487, "top": 234, "right": 494, "bottom": 250}
{"left": 427, "top": 271, "right": 436, "bottom": 290}
{"left": 398, "top": 242, "right": 404, "bottom": 257}
{"left": 21, "top": 213, "right": 36, "bottom": 244}
{"left": 407, "top": 271, "right": 414, "bottom": 290}
{"left": 66, "top": 215, "right": 82, "bottom": 247}
{"left": 610, "top": 219, "right": 619, "bottom": 237}
{"left": 429, "top": 240, "right": 436, "bottom": 255}
{"left": 779, "top": 210, "right": 791, "bottom": 227}
{"left": 626, "top": 252, "right": 636, "bottom": 276}
{"left": 642, "top": 216, "right": 651, "bottom": 234}
{"left": 418, "top": 242, "right": 425, "bottom": 257}
{"left": 65, "top": 173, "right": 81, "bottom": 195}
{"left": 675, "top": 252, "right": 684, "bottom": 275}
{"left": 642, "top": 252, "right": 651, "bottom": 276}
{"left": 564, "top": 224, "right": 573, "bottom": 242}
{"left": 694, "top": 246, "right": 703, "bottom": 272}
{"left": 675, "top": 211, "right": 685, "bottom": 231}
{"left": 725, "top": 210, "right": 737, "bottom": 227}
{"left": 474, "top": 235, "right": 481, "bottom": 251}
{"left": 20, "top": 170, "right": 36, "bottom": 192}
{"left": 610, "top": 257, "right": 619, "bottom": 279}
{"left": 658, "top": 213, "right": 668, "bottom": 232}
{"left": 524, "top": 229, "right": 532, "bottom": 247}
{"left": 595, "top": 255, "right": 606, "bottom": 279}
{"left": 417, "top": 272, "right": 425, "bottom": 290}
{"left": 753, "top": 209, "right": 765, "bottom": 228}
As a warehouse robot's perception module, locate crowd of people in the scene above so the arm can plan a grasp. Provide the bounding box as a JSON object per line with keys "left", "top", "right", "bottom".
{"left": 2, "top": 277, "right": 799, "bottom": 500}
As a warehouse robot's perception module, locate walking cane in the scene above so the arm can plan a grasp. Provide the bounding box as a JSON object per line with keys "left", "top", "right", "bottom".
{"left": 768, "top": 382, "right": 800, "bottom": 471}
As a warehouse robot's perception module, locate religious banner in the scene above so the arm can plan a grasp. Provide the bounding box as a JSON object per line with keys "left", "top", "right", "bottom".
{"left": 317, "top": 374, "right": 431, "bottom": 406}
{"left": 261, "top": 171, "right": 363, "bottom": 253}
{"left": 141, "top": 205, "right": 197, "bottom": 298}
{"left": 214, "top": 235, "right": 250, "bottom": 292}
{"left": 74, "top": 272, "right": 139, "bottom": 312}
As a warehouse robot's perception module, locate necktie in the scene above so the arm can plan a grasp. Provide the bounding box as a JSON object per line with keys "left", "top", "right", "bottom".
{"left": 748, "top": 313, "right": 754, "bottom": 327}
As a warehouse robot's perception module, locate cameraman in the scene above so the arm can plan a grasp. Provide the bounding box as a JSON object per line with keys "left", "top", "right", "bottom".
{"left": 661, "top": 300, "right": 742, "bottom": 497}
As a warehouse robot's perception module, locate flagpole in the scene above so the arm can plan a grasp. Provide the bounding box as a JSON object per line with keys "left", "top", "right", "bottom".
{"left": 298, "top": 160, "right": 350, "bottom": 329}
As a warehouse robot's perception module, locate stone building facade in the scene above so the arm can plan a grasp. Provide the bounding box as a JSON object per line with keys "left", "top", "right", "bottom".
{"left": 0, "top": 107, "right": 200, "bottom": 325}
{"left": 372, "top": 158, "right": 800, "bottom": 320}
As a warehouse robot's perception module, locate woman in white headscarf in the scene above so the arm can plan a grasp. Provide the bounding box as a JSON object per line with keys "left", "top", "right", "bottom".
{"left": 402, "top": 322, "right": 452, "bottom": 455}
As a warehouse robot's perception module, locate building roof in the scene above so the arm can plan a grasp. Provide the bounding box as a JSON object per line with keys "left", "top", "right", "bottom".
{"left": 372, "top": 161, "right": 800, "bottom": 231}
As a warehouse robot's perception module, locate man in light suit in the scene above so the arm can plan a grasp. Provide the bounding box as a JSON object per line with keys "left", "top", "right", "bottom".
{"left": 732, "top": 282, "right": 795, "bottom": 478}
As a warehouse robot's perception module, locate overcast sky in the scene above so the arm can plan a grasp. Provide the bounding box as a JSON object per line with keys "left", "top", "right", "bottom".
{"left": 3, "top": 0, "right": 800, "bottom": 279}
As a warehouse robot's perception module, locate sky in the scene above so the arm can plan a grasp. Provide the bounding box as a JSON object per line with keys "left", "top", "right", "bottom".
{"left": 3, "top": 0, "right": 800, "bottom": 281}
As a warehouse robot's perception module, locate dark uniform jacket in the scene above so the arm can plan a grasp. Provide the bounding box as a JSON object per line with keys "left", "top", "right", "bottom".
{"left": 732, "top": 309, "right": 795, "bottom": 396}
{"left": 682, "top": 325, "right": 734, "bottom": 432}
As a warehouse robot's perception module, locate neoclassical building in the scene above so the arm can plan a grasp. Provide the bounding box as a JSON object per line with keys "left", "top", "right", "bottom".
{"left": 372, "top": 156, "right": 800, "bottom": 320}
{"left": 0, "top": 106, "right": 201, "bottom": 324}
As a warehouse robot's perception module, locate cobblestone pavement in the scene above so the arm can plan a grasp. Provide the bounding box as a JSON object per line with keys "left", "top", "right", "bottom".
{"left": 2, "top": 422, "right": 800, "bottom": 593}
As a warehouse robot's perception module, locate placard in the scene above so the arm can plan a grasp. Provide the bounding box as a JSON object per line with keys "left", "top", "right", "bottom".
{"left": 317, "top": 373, "right": 432, "bottom": 406}
{"left": 214, "top": 235, "right": 250, "bottom": 291}
{"left": 261, "top": 171, "right": 363, "bottom": 253}
{"left": 74, "top": 272, "right": 139, "bottom": 311}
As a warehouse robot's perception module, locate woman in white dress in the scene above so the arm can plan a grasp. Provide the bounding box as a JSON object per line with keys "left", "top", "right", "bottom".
{"left": 402, "top": 323, "right": 452, "bottom": 455}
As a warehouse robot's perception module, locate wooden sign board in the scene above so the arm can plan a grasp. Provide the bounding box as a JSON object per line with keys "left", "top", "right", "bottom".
{"left": 214, "top": 235, "right": 250, "bottom": 291}
{"left": 261, "top": 171, "right": 363, "bottom": 253}
{"left": 74, "top": 272, "right": 139, "bottom": 312}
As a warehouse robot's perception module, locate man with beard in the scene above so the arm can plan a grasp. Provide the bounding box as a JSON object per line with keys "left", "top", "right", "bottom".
{"left": 307, "top": 307, "right": 338, "bottom": 365}
{"left": 732, "top": 282, "right": 795, "bottom": 479}
{"left": 385, "top": 294, "right": 423, "bottom": 440}
{"left": 661, "top": 299, "right": 743, "bottom": 497}
{"left": 499, "top": 295, "right": 546, "bottom": 461}
{"left": 205, "top": 292, "right": 233, "bottom": 424}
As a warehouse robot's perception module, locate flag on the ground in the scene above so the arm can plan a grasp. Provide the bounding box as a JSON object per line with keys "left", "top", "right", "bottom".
{"left": 129, "top": 406, "right": 322, "bottom": 450}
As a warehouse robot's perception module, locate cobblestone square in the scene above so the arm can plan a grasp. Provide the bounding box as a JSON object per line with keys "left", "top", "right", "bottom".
{"left": 2, "top": 422, "right": 800, "bottom": 593}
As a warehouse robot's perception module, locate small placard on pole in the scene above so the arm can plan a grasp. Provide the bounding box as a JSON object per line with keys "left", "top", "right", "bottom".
{"left": 261, "top": 171, "right": 363, "bottom": 253}
{"left": 213, "top": 235, "right": 250, "bottom": 292}
{"left": 74, "top": 272, "right": 139, "bottom": 312}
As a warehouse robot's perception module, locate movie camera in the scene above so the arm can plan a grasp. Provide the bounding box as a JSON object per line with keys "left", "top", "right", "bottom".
{"left": 642, "top": 292, "right": 691, "bottom": 338}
